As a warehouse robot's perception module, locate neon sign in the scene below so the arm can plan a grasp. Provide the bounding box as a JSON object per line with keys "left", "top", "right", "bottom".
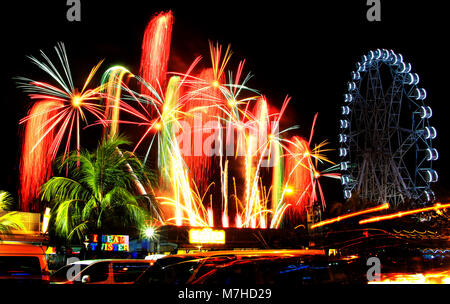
{"left": 89, "top": 234, "right": 129, "bottom": 251}
{"left": 189, "top": 228, "right": 225, "bottom": 244}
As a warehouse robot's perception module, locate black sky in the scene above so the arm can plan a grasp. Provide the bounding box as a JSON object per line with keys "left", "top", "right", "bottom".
{"left": 1, "top": 0, "right": 449, "bottom": 203}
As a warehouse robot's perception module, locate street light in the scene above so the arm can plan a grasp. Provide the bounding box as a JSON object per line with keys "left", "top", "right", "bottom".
{"left": 145, "top": 227, "right": 156, "bottom": 239}
{"left": 143, "top": 226, "right": 158, "bottom": 256}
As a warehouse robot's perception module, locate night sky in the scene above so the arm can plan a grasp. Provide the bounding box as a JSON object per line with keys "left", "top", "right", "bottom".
{"left": 1, "top": 1, "right": 449, "bottom": 205}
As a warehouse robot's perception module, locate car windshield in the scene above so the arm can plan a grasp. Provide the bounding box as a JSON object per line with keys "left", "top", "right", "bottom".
{"left": 0, "top": 256, "right": 42, "bottom": 277}
{"left": 112, "top": 262, "right": 151, "bottom": 283}
{"left": 135, "top": 255, "right": 204, "bottom": 284}
{"left": 136, "top": 258, "right": 203, "bottom": 285}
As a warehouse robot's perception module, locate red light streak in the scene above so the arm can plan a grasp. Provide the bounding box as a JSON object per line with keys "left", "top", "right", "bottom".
{"left": 359, "top": 203, "right": 450, "bottom": 225}
{"left": 140, "top": 11, "right": 173, "bottom": 96}
{"left": 19, "top": 101, "right": 64, "bottom": 211}
{"left": 311, "top": 203, "right": 390, "bottom": 229}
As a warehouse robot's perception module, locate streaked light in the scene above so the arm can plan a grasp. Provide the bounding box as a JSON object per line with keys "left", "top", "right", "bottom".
{"left": 359, "top": 202, "right": 450, "bottom": 225}
{"left": 369, "top": 271, "right": 450, "bottom": 284}
{"left": 311, "top": 203, "right": 389, "bottom": 229}
{"left": 41, "top": 207, "right": 51, "bottom": 233}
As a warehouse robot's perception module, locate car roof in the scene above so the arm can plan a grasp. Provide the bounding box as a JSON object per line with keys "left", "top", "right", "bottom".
{"left": 0, "top": 243, "right": 46, "bottom": 255}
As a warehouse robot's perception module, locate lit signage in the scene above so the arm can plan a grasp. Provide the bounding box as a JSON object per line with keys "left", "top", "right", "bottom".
{"left": 89, "top": 234, "right": 129, "bottom": 251}
{"left": 189, "top": 228, "right": 225, "bottom": 244}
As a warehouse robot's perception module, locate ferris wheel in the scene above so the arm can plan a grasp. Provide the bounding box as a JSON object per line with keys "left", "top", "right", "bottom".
{"left": 338, "top": 49, "right": 438, "bottom": 207}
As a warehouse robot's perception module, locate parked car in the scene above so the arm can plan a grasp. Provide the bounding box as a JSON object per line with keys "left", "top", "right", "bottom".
{"left": 190, "top": 255, "right": 360, "bottom": 284}
{"left": 50, "top": 259, "right": 154, "bottom": 284}
{"left": 0, "top": 243, "right": 50, "bottom": 284}
{"left": 135, "top": 249, "right": 330, "bottom": 285}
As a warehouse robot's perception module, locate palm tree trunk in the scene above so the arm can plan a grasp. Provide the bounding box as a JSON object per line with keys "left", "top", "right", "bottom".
{"left": 115, "top": 148, "right": 163, "bottom": 223}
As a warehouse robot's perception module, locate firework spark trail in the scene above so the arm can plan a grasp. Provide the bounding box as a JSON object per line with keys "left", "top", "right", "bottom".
{"left": 155, "top": 75, "right": 211, "bottom": 227}
{"left": 102, "top": 66, "right": 131, "bottom": 138}
{"left": 182, "top": 68, "right": 224, "bottom": 193}
{"left": 271, "top": 141, "right": 284, "bottom": 222}
{"left": 140, "top": 11, "right": 173, "bottom": 98}
{"left": 158, "top": 76, "right": 181, "bottom": 184}
{"left": 283, "top": 136, "right": 314, "bottom": 219}
{"left": 16, "top": 43, "right": 106, "bottom": 211}
{"left": 17, "top": 43, "right": 106, "bottom": 161}
{"left": 19, "top": 100, "right": 64, "bottom": 211}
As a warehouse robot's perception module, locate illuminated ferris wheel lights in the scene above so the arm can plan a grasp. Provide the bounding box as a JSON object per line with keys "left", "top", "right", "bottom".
{"left": 381, "top": 49, "right": 390, "bottom": 61}
{"left": 393, "top": 53, "right": 404, "bottom": 66}
{"left": 344, "top": 93, "right": 353, "bottom": 103}
{"left": 341, "top": 175, "right": 351, "bottom": 185}
{"left": 426, "top": 148, "right": 439, "bottom": 161}
{"left": 341, "top": 106, "right": 351, "bottom": 115}
{"left": 405, "top": 73, "right": 420, "bottom": 85}
{"left": 348, "top": 82, "right": 357, "bottom": 91}
{"left": 340, "top": 161, "right": 349, "bottom": 171}
{"left": 414, "top": 88, "right": 427, "bottom": 100}
{"left": 424, "top": 190, "right": 435, "bottom": 202}
{"left": 341, "top": 49, "right": 437, "bottom": 205}
{"left": 398, "top": 62, "right": 411, "bottom": 73}
{"left": 422, "top": 126, "right": 437, "bottom": 139}
{"left": 351, "top": 71, "right": 361, "bottom": 80}
{"left": 339, "top": 134, "right": 348, "bottom": 143}
{"left": 423, "top": 169, "right": 438, "bottom": 183}
{"left": 357, "top": 60, "right": 368, "bottom": 72}
{"left": 344, "top": 189, "right": 352, "bottom": 199}
{"left": 340, "top": 119, "right": 350, "bottom": 129}
{"left": 339, "top": 148, "right": 348, "bottom": 157}
{"left": 419, "top": 106, "right": 432, "bottom": 119}
{"left": 375, "top": 49, "right": 382, "bottom": 59}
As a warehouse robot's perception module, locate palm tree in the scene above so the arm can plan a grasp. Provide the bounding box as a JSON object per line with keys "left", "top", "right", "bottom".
{"left": 0, "top": 191, "right": 25, "bottom": 234}
{"left": 41, "top": 135, "right": 161, "bottom": 243}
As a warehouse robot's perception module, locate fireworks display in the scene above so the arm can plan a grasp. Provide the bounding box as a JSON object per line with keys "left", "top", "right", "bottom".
{"left": 17, "top": 43, "right": 106, "bottom": 211}
{"left": 16, "top": 11, "right": 338, "bottom": 227}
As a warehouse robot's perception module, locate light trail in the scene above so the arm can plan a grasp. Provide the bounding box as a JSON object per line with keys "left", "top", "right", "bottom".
{"left": 359, "top": 202, "right": 450, "bottom": 225}
{"left": 311, "top": 203, "right": 390, "bottom": 229}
